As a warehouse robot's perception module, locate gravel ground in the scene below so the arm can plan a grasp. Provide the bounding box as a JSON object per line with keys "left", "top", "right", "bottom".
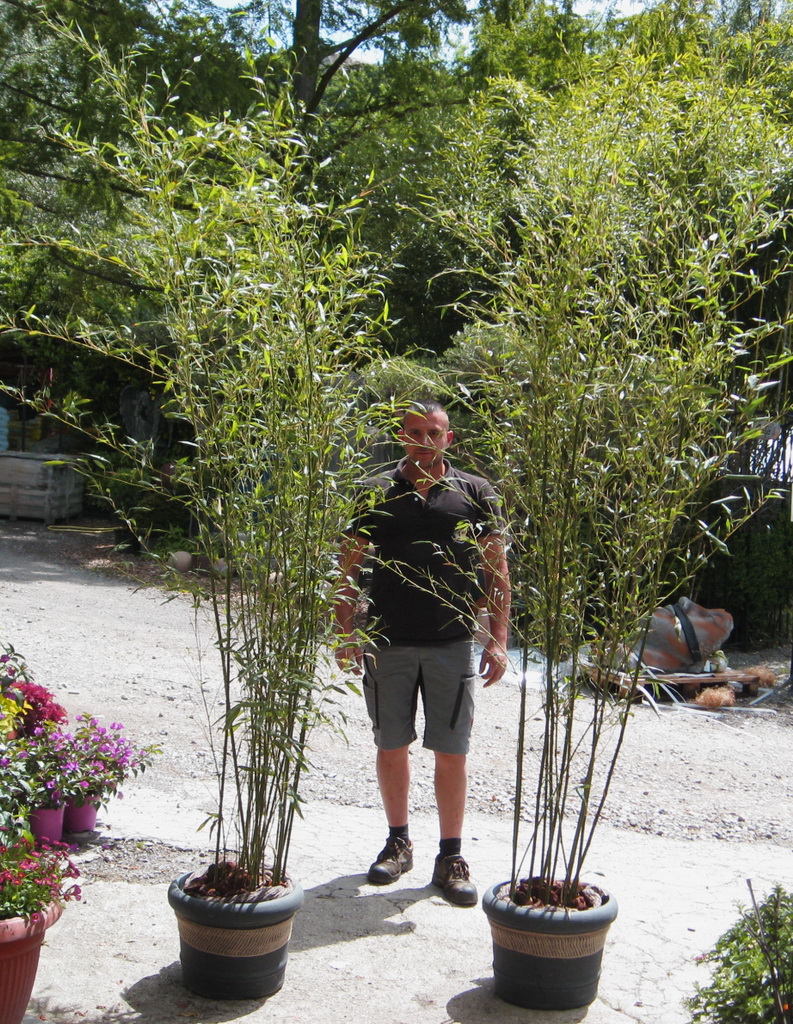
{"left": 3, "top": 516, "right": 793, "bottom": 884}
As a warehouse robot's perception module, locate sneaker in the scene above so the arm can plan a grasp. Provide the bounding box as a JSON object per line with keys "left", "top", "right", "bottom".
{"left": 431, "top": 853, "right": 478, "bottom": 907}
{"left": 367, "top": 837, "right": 414, "bottom": 885}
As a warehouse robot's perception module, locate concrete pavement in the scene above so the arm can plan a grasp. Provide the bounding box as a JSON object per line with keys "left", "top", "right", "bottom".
{"left": 22, "top": 792, "right": 793, "bottom": 1024}
{"left": 4, "top": 520, "right": 790, "bottom": 1024}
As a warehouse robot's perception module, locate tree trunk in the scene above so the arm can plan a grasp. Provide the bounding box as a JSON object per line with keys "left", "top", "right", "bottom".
{"left": 293, "top": 0, "right": 322, "bottom": 109}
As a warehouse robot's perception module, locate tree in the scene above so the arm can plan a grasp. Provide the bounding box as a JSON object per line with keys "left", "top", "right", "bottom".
{"left": 465, "top": 0, "right": 603, "bottom": 93}
{"left": 0, "top": 0, "right": 477, "bottom": 362}
{"left": 0, "top": 0, "right": 264, "bottom": 332}
{"left": 289, "top": 0, "right": 469, "bottom": 112}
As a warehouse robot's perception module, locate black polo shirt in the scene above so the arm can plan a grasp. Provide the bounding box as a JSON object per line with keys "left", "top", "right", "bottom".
{"left": 350, "top": 462, "right": 504, "bottom": 645}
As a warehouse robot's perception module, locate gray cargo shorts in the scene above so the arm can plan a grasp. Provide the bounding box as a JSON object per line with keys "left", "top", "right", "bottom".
{"left": 361, "top": 641, "right": 478, "bottom": 755}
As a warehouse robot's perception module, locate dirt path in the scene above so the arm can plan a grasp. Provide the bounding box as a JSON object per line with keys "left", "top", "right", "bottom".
{"left": 2, "top": 517, "right": 793, "bottom": 880}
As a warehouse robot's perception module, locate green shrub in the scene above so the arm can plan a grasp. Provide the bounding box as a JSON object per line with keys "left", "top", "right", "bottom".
{"left": 688, "top": 884, "right": 793, "bottom": 1024}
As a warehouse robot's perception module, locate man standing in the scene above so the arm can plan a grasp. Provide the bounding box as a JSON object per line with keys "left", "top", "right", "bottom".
{"left": 334, "top": 400, "right": 510, "bottom": 906}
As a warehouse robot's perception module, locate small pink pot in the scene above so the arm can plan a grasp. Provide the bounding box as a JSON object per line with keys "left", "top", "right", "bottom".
{"left": 28, "top": 806, "right": 64, "bottom": 845}
{"left": 63, "top": 801, "right": 99, "bottom": 833}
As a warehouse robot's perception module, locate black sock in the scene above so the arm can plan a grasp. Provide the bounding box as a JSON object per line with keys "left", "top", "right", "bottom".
{"left": 439, "top": 837, "right": 461, "bottom": 859}
{"left": 389, "top": 825, "right": 410, "bottom": 843}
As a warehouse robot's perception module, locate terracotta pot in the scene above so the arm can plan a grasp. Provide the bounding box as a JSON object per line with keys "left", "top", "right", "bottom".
{"left": 28, "top": 806, "right": 64, "bottom": 845}
{"left": 63, "top": 800, "right": 99, "bottom": 833}
{"left": 0, "top": 903, "right": 63, "bottom": 1024}
{"left": 482, "top": 881, "right": 618, "bottom": 1010}
{"left": 168, "top": 872, "right": 304, "bottom": 999}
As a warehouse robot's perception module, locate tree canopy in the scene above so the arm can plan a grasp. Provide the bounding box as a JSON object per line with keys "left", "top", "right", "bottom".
{"left": 3, "top": 0, "right": 793, "bottom": 380}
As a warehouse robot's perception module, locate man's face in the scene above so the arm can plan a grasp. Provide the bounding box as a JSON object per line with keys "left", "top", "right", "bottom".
{"left": 399, "top": 410, "right": 453, "bottom": 470}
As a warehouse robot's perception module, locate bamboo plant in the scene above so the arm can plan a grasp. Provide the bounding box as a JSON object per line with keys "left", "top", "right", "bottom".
{"left": 430, "top": 47, "right": 793, "bottom": 907}
{"left": 3, "top": 42, "right": 385, "bottom": 891}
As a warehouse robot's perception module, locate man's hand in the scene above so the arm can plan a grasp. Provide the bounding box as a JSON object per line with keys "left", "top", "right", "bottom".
{"left": 333, "top": 535, "right": 368, "bottom": 676}
{"left": 478, "top": 531, "right": 511, "bottom": 687}
{"left": 479, "top": 640, "right": 509, "bottom": 687}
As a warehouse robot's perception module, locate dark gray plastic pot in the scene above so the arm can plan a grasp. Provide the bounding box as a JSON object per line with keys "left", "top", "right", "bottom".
{"left": 482, "top": 881, "right": 618, "bottom": 1010}
{"left": 168, "top": 872, "right": 304, "bottom": 1000}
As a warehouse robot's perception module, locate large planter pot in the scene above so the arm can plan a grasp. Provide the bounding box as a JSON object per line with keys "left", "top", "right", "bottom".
{"left": 28, "top": 806, "right": 64, "bottom": 845}
{"left": 167, "top": 872, "right": 304, "bottom": 1000}
{"left": 0, "top": 903, "right": 63, "bottom": 1024}
{"left": 482, "top": 881, "right": 618, "bottom": 1011}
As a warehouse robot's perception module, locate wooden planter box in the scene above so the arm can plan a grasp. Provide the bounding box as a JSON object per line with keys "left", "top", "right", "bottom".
{"left": 0, "top": 452, "right": 83, "bottom": 524}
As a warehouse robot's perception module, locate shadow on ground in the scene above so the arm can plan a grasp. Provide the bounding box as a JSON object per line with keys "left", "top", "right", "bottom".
{"left": 290, "top": 872, "right": 436, "bottom": 952}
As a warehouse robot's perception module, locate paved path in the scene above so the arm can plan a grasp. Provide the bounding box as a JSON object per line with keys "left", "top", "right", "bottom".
{"left": 3, "top": 521, "right": 792, "bottom": 1024}
{"left": 22, "top": 796, "right": 793, "bottom": 1024}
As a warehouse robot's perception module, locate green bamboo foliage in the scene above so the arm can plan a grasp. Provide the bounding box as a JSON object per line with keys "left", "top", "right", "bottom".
{"left": 431, "top": 47, "right": 793, "bottom": 906}
{"left": 7, "top": 41, "right": 386, "bottom": 888}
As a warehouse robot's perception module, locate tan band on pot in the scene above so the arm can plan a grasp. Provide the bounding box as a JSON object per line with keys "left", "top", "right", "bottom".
{"left": 176, "top": 915, "right": 293, "bottom": 958}
{"left": 490, "top": 921, "right": 610, "bottom": 960}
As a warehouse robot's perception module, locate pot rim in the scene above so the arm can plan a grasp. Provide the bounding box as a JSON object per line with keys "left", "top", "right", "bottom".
{"left": 482, "top": 880, "right": 618, "bottom": 934}
{"left": 0, "top": 901, "right": 63, "bottom": 943}
{"left": 168, "top": 871, "right": 304, "bottom": 929}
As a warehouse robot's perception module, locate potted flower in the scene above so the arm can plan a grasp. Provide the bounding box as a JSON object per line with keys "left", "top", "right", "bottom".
{"left": 0, "top": 647, "right": 31, "bottom": 741}
{"left": 58, "top": 715, "right": 158, "bottom": 832}
{"left": 1, "top": 646, "right": 156, "bottom": 836}
{"left": 10, "top": 716, "right": 158, "bottom": 841}
{"left": 0, "top": 646, "right": 30, "bottom": 693}
{"left": 12, "top": 683, "right": 67, "bottom": 737}
{"left": 0, "top": 747, "right": 35, "bottom": 837}
{"left": 1, "top": 644, "right": 68, "bottom": 740}
{"left": 0, "top": 831, "right": 81, "bottom": 1024}
{"left": 0, "top": 694, "right": 23, "bottom": 743}
{"left": 13, "top": 726, "right": 75, "bottom": 843}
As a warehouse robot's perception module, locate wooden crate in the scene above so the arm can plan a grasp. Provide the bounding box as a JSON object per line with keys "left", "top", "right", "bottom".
{"left": 0, "top": 452, "right": 84, "bottom": 524}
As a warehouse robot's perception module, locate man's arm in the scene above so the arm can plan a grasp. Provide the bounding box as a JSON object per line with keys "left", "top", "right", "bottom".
{"left": 478, "top": 531, "right": 511, "bottom": 686}
{"left": 333, "top": 534, "right": 369, "bottom": 675}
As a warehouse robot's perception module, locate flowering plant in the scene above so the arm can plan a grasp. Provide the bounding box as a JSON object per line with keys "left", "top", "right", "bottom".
{"left": 59, "top": 715, "right": 159, "bottom": 807}
{"left": 0, "top": 645, "right": 29, "bottom": 739}
{"left": 0, "top": 644, "right": 30, "bottom": 690}
{"left": 0, "top": 693, "right": 24, "bottom": 740}
{"left": 1, "top": 643, "right": 67, "bottom": 735}
{"left": 13, "top": 725, "right": 76, "bottom": 809}
{"left": 0, "top": 830, "right": 81, "bottom": 920}
{"left": 0, "top": 742, "right": 35, "bottom": 830}
{"left": 12, "top": 718, "right": 158, "bottom": 810}
{"left": 14, "top": 681, "right": 68, "bottom": 734}
{"left": 1, "top": 645, "right": 159, "bottom": 826}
